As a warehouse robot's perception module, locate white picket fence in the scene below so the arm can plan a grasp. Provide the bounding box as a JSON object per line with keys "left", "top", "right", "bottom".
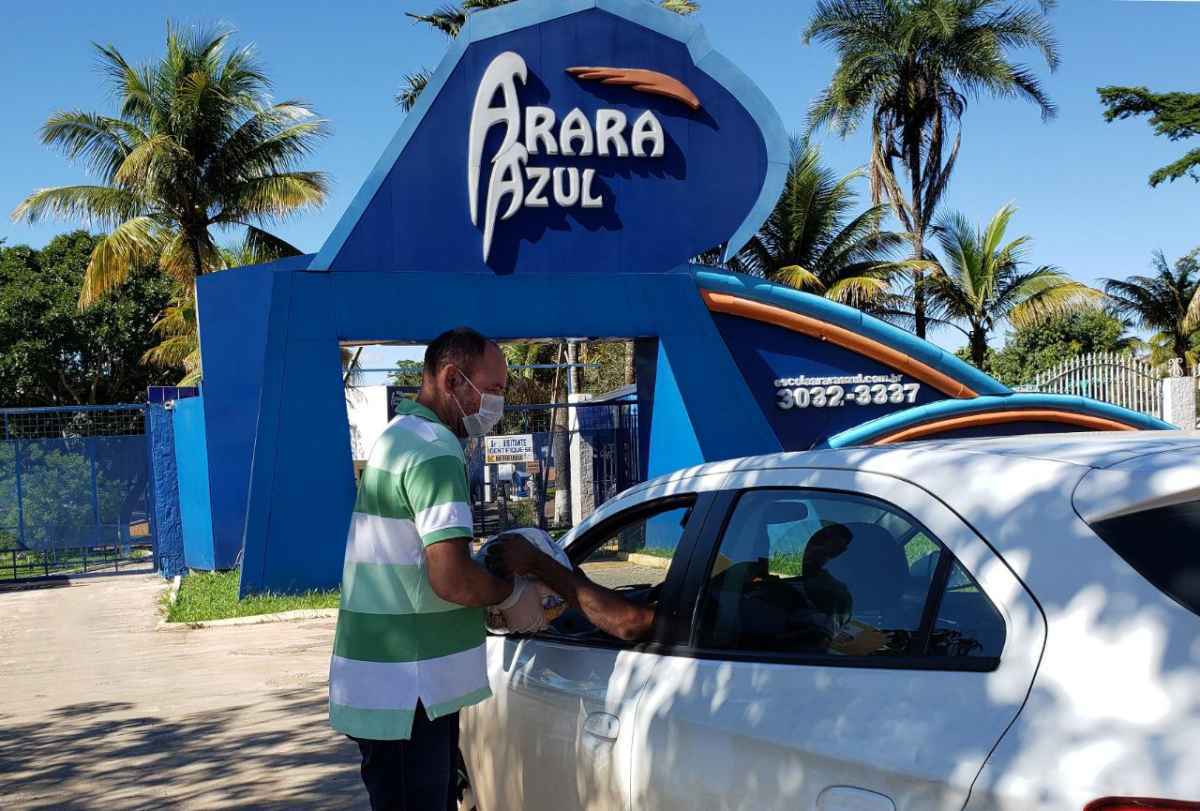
{"left": 1016, "top": 352, "right": 1164, "bottom": 418}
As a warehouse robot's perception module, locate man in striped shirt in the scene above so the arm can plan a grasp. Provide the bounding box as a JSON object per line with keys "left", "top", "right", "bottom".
{"left": 330, "top": 327, "right": 544, "bottom": 811}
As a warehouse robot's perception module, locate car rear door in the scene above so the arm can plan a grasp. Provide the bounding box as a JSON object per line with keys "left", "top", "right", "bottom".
{"left": 630, "top": 466, "right": 1045, "bottom": 811}
{"left": 460, "top": 476, "right": 723, "bottom": 811}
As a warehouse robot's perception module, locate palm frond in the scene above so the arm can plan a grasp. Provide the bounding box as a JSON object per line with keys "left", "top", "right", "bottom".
{"left": 39, "top": 111, "right": 148, "bottom": 180}
{"left": 659, "top": 0, "right": 699, "bottom": 14}
{"left": 396, "top": 71, "right": 433, "bottom": 112}
{"left": 80, "top": 216, "right": 166, "bottom": 307}
{"left": 216, "top": 171, "right": 329, "bottom": 223}
{"left": 11, "top": 185, "right": 145, "bottom": 229}
{"left": 775, "top": 265, "right": 826, "bottom": 292}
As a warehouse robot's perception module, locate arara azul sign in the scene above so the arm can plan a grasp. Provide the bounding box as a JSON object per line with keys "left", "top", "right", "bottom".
{"left": 313, "top": 0, "right": 789, "bottom": 276}
{"left": 469, "top": 52, "right": 680, "bottom": 260}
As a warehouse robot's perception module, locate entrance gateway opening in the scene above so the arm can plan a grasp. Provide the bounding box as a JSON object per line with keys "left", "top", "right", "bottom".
{"left": 343, "top": 338, "right": 644, "bottom": 542}
{"left": 187, "top": 0, "right": 1168, "bottom": 595}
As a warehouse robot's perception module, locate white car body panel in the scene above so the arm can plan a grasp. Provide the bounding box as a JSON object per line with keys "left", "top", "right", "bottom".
{"left": 462, "top": 474, "right": 726, "bottom": 811}
{"left": 460, "top": 433, "right": 1200, "bottom": 811}
{"left": 631, "top": 467, "right": 1042, "bottom": 811}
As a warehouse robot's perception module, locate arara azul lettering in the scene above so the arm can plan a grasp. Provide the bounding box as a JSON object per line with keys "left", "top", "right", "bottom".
{"left": 468, "top": 51, "right": 667, "bottom": 261}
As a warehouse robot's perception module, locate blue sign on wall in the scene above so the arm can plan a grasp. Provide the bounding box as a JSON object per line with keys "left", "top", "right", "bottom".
{"left": 713, "top": 314, "right": 949, "bottom": 450}
{"left": 314, "top": 0, "right": 787, "bottom": 276}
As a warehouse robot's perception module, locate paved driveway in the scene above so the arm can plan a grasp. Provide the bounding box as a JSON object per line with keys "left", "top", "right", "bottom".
{"left": 0, "top": 574, "right": 358, "bottom": 809}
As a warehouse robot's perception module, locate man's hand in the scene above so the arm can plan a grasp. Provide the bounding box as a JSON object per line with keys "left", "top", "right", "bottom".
{"left": 485, "top": 533, "right": 550, "bottom": 578}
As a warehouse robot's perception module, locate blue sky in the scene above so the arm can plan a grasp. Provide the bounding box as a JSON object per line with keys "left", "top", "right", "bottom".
{"left": 2, "top": 0, "right": 1199, "bottom": 368}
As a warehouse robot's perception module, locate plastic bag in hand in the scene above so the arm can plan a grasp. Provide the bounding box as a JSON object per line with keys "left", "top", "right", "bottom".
{"left": 475, "top": 527, "right": 572, "bottom": 634}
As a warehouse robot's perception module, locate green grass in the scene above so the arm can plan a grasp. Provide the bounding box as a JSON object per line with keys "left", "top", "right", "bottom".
{"left": 768, "top": 552, "right": 804, "bottom": 576}
{"left": 165, "top": 569, "right": 340, "bottom": 624}
{"left": 638, "top": 546, "right": 676, "bottom": 560}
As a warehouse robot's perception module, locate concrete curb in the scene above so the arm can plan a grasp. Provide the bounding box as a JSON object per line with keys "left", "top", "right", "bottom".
{"left": 626, "top": 552, "right": 672, "bottom": 570}
{"left": 159, "top": 607, "right": 339, "bottom": 631}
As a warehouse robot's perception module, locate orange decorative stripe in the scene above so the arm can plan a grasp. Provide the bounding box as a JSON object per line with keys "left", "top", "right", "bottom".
{"left": 566, "top": 67, "right": 702, "bottom": 111}
{"left": 873, "top": 410, "right": 1137, "bottom": 445}
{"left": 701, "top": 290, "right": 977, "bottom": 399}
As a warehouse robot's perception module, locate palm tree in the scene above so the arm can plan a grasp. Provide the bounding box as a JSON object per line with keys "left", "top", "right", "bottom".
{"left": 929, "top": 204, "right": 1101, "bottom": 367}
{"left": 398, "top": 0, "right": 699, "bottom": 110}
{"left": 804, "top": 0, "right": 1060, "bottom": 338}
{"left": 734, "top": 136, "right": 914, "bottom": 314}
{"left": 11, "top": 24, "right": 327, "bottom": 326}
{"left": 1104, "top": 249, "right": 1200, "bottom": 369}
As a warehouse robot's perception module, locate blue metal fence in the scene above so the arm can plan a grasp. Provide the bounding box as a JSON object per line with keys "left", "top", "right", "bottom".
{"left": 0, "top": 405, "right": 154, "bottom": 581}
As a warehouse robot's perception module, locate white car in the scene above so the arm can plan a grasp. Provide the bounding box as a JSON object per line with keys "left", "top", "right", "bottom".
{"left": 461, "top": 432, "right": 1200, "bottom": 811}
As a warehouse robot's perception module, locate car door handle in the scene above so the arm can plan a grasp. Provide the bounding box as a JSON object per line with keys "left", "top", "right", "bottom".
{"left": 816, "top": 786, "right": 896, "bottom": 811}
{"left": 582, "top": 711, "right": 620, "bottom": 741}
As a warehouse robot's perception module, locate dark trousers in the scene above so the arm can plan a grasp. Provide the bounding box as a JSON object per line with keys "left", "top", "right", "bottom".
{"left": 352, "top": 703, "right": 461, "bottom": 811}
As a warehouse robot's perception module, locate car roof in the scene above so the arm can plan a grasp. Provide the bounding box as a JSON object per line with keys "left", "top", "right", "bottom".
{"left": 629, "top": 431, "right": 1200, "bottom": 495}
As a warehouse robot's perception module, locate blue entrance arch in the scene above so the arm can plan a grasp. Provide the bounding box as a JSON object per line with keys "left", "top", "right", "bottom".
{"left": 192, "top": 0, "right": 1168, "bottom": 595}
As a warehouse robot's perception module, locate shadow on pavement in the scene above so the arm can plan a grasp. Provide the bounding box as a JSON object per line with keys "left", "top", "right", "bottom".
{"left": 0, "top": 690, "right": 362, "bottom": 809}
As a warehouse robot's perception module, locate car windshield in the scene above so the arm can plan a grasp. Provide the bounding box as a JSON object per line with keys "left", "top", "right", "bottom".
{"left": 1088, "top": 499, "right": 1200, "bottom": 619}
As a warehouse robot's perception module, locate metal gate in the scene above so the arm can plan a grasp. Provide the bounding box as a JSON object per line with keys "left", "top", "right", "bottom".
{"left": 0, "top": 405, "right": 155, "bottom": 582}
{"left": 469, "top": 401, "right": 641, "bottom": 538}
{"left": 1017, "top": 352, "right": 1164, "bottom": 418}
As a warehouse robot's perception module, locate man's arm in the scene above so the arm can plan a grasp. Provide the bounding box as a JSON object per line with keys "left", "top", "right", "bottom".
{"left": 425, "top": 538, "right": 514, "bottom": 607}
{"left": 490, "top": 538, "right": 655, "bottom": 642}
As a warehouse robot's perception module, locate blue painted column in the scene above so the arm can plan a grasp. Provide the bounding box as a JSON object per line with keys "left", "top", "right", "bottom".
{"left": 173, "top": 396, "right": 217, "bottom": 570}
{"left": 145, "top": 402, "right": 186, "bottom": 578}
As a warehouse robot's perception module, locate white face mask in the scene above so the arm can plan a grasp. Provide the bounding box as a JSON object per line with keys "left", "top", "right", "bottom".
{"left": 452, "top": 369, "right": 505, "bottom": 438}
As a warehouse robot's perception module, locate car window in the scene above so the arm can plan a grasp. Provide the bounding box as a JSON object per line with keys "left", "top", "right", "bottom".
{"left": 928, "top": 560, "right": 1006, "bottom": 658}
{"left": 541, "top": 500, "right": 694, "bottom": 641}
{"left": 577, "top": 504, "right": 692, "bottom": 591}
{"left": 696, "top": 488, "right": 1004, "bottom": 663}
{"left": 1088, "top": 499, "right": 1200, "bottom": 619}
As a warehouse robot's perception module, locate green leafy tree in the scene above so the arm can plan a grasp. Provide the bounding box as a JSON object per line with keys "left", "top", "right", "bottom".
{"left": 10, "top": 24, "right": 328, "bottom": 377}
{"left": 398, "top": 0, "right": 699, "bottom": 110}
{"left": 1098, "top": 86, "right": 1200, "bottom": 187}
{"left": 389, "top": 360, "right": 425, "bottom": 388}
{"left": 987, "top": 310, "right": 1131, "bottom": 386}
{"left": 734, "top": 136, "right": 913, "bottom": 313}
{"left": 928, "top": 203, "right": 1101, "bottom": 367}
{"left": 0, "top": 232, "right": 174, "bottom": 406}
{"left": 1103, "top": 249, "right": 1200, "bottom": 368}
{"left": 804, "top": 0, "right": 1060, "bottom": 338}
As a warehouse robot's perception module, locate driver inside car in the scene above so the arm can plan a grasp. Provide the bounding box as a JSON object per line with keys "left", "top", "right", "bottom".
{"left": 487, "top": 534, "right": 657, "bottom": 642}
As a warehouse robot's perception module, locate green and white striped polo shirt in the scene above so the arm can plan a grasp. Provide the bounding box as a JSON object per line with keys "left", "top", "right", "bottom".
{"left": 329, "top": 399, "right": 490, "bottom": 740}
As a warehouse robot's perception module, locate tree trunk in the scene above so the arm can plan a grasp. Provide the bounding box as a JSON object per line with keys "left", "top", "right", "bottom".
{"left": 186, "top": 226, "right": 206, "bottom": 278}
{"left": 1176, "top": 331, "right": 1190, "bottom": 369}
{"left": 971, "top": 327, "right": 988, "bottom": 369}
{"left": 566, "top": 340, "right": 579, "bottom": 396}
{"left": 912, "top": 230, "right": 927, "bottom": 340}
{"left": 624, "top": 340, "right": 636, "bottom": 386}
{"left": 552, "top": 341, "right": 573, "bottom": 526}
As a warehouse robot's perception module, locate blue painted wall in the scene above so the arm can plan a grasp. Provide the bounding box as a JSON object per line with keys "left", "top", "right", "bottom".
{"left": 146, "top": 402, "right": 185, "bottom": 578}
{"left": 711, "top": 314, "right": 949, "bottom": 450}
{"left": 172, "top": 396, "right": 216, "bottom": 571}
{"left": 220, "top": 266, "right": 781, "bottom": 594}
{"left": 196, "top": 257, "right": 307, "bottom": 571}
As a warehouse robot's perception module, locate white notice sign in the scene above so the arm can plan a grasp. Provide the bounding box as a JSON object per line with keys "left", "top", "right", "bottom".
{"left": 484, "top": 434, "right": 535, "bottom": 464}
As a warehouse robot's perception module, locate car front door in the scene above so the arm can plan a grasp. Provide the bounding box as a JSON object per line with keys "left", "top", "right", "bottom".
{"left": 630, "top": 467, "right": 1045, "bottom": 811}
{"left": 460, "top": 476, "right": 722, "bottom": 811}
